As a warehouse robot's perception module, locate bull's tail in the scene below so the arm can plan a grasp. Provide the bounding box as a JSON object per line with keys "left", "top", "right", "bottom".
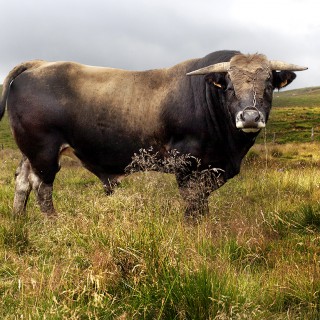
{"left": 0, "top": 60, "right": 44, "bottom": 120}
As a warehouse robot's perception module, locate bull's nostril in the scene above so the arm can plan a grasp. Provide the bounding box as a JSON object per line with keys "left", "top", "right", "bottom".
{"left": 255, "top": 114, "right": 260, "bottom": 122}
{"left": 240, "top": 112, "right": 245, "bottom": 121}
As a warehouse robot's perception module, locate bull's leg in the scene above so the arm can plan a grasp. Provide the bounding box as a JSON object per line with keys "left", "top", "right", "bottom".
{"left": 177, "top": 177, "right": 210, "bottom": 217}
{"left": 13, "top": 157, "right": 32, "bottom": 216}
{"left": 13, "top": 156, "right": 56, "bottom": 216}
{"left": 176, "top": 169, "right": 225, "bottom": 218}
{"left": 23, "top": 141, "right": 61, "bottom": 217}
{"left": 29, "top": 171, "right": 56, "bottom": 216}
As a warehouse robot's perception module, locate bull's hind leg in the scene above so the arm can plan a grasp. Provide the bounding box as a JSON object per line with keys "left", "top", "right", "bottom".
{"left": 13, "top": 155, "right": 57, "bottom": 216}
{"left": 13, "top": 156, "right": 32, "bottom": 215}
{"left": 27, "top": 148, "right": 60, "bottom": 217}
{"left": 29, "top": 171, "right": 56, "bottom": 216}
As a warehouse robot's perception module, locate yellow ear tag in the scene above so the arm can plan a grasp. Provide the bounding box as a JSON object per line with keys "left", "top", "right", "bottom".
{"left": 279, "top": 80, "right": 288, "bottom": 88}
{"left": 213, "top": 82, "right": 222, "bottom": 88}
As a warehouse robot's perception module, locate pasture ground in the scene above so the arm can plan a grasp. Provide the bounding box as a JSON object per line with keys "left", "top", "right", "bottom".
{"left": 0, "top": 88, "right": 320, "bottom": 319}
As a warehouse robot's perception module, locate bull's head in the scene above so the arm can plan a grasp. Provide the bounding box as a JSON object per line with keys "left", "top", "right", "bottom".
{"left": 187, "top": 54, "right": 307, "bottom": 133}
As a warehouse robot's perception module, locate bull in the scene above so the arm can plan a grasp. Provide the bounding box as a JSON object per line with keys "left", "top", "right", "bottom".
{"left": 0, "top": 50, "right": 307, "bottom": 217}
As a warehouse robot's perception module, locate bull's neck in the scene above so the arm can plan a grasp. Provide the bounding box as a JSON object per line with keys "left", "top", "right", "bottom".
{"left": 203, "top": 85, "right": 257, "bottom": 177}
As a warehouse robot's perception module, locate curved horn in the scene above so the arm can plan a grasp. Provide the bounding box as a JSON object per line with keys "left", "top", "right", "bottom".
{"left": 186, "top": 62, "right": 230, "bottom": 76}
{"left": 269, "top": 60, "right": 308, "bottom": 71}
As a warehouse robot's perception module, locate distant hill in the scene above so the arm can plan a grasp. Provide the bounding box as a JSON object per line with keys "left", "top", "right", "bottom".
{"left": 273, "top": 86, "right": 320, "bottom": 108}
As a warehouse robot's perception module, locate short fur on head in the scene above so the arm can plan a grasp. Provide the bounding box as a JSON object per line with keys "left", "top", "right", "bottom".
{"left": 229, "top": 54, "right": 270, "bottom": 72}
{"left": 228, "top": 54, "right": 271, "bottom": 100}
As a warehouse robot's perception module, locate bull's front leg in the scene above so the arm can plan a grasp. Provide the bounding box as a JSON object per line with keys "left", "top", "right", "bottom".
{"left": 176, "top": 168, "right": 225, "bottom": 218}
{"left": 178, "top": 181, "right": 210, "bottom": 217}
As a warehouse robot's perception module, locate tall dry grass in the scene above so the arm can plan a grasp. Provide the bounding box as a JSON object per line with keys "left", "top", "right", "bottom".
{"left": 0, "top": 143, "right": 319, "bottom": 319}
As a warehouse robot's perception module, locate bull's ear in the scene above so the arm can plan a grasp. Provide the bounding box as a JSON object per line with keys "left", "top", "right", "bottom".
{"left": 205, "top": 73, "right": 227, "bottom": 90}
{"left": 273, "top": 71, "right": 297, "bottom": 89}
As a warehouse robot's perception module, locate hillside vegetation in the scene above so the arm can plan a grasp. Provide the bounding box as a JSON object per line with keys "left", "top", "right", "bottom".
{"left": 257, "top": 86, "right": 320, "bottom": 144}
{"left": 273, "top": 86, "right": 320, "bottom": 108}
{"left": 0, "top": 86, "right": 319, "bottom": 318}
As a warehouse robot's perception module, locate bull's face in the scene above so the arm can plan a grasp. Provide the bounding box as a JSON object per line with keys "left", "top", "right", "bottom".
{"left": 187, "top": 54, "right": 307, "bottom": 133}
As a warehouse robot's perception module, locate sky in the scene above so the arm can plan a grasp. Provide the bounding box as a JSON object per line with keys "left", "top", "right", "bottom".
{"left": 0, "top": 0, "right": 319, "bottom": 90}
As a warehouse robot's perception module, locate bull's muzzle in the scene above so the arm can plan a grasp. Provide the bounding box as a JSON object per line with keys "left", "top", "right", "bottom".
{"left": 236, "top": 107, "right": 265, "bottom": 133}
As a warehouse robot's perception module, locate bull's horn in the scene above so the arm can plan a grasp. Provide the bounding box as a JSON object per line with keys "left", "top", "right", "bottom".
{"left": 186, "top": 62, "right": 230, "bottom": 76}
{"left": 269, "top": 61, "right": 308, "bottom": 71}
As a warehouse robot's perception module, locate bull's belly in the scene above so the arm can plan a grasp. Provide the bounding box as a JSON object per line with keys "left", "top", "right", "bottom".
{"left": 59, "top": 140, "right": 166, "bottom": 175}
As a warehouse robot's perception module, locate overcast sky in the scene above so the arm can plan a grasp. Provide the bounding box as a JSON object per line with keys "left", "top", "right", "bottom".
{"left": 0, "top": 0, "right": 319, "bottom": 89}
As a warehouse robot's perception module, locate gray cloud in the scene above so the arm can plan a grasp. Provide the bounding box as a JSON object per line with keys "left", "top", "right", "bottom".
{"left": 0, "top": 0, "right": 318, "bottom": 89}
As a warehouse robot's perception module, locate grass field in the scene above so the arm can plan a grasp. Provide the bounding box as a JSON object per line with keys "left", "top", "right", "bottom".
{"left": 0, "top": 87, "right": 320, "bottom": 319}
{"left": 256, "top": 87, "right": 320, "bottom": 144}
